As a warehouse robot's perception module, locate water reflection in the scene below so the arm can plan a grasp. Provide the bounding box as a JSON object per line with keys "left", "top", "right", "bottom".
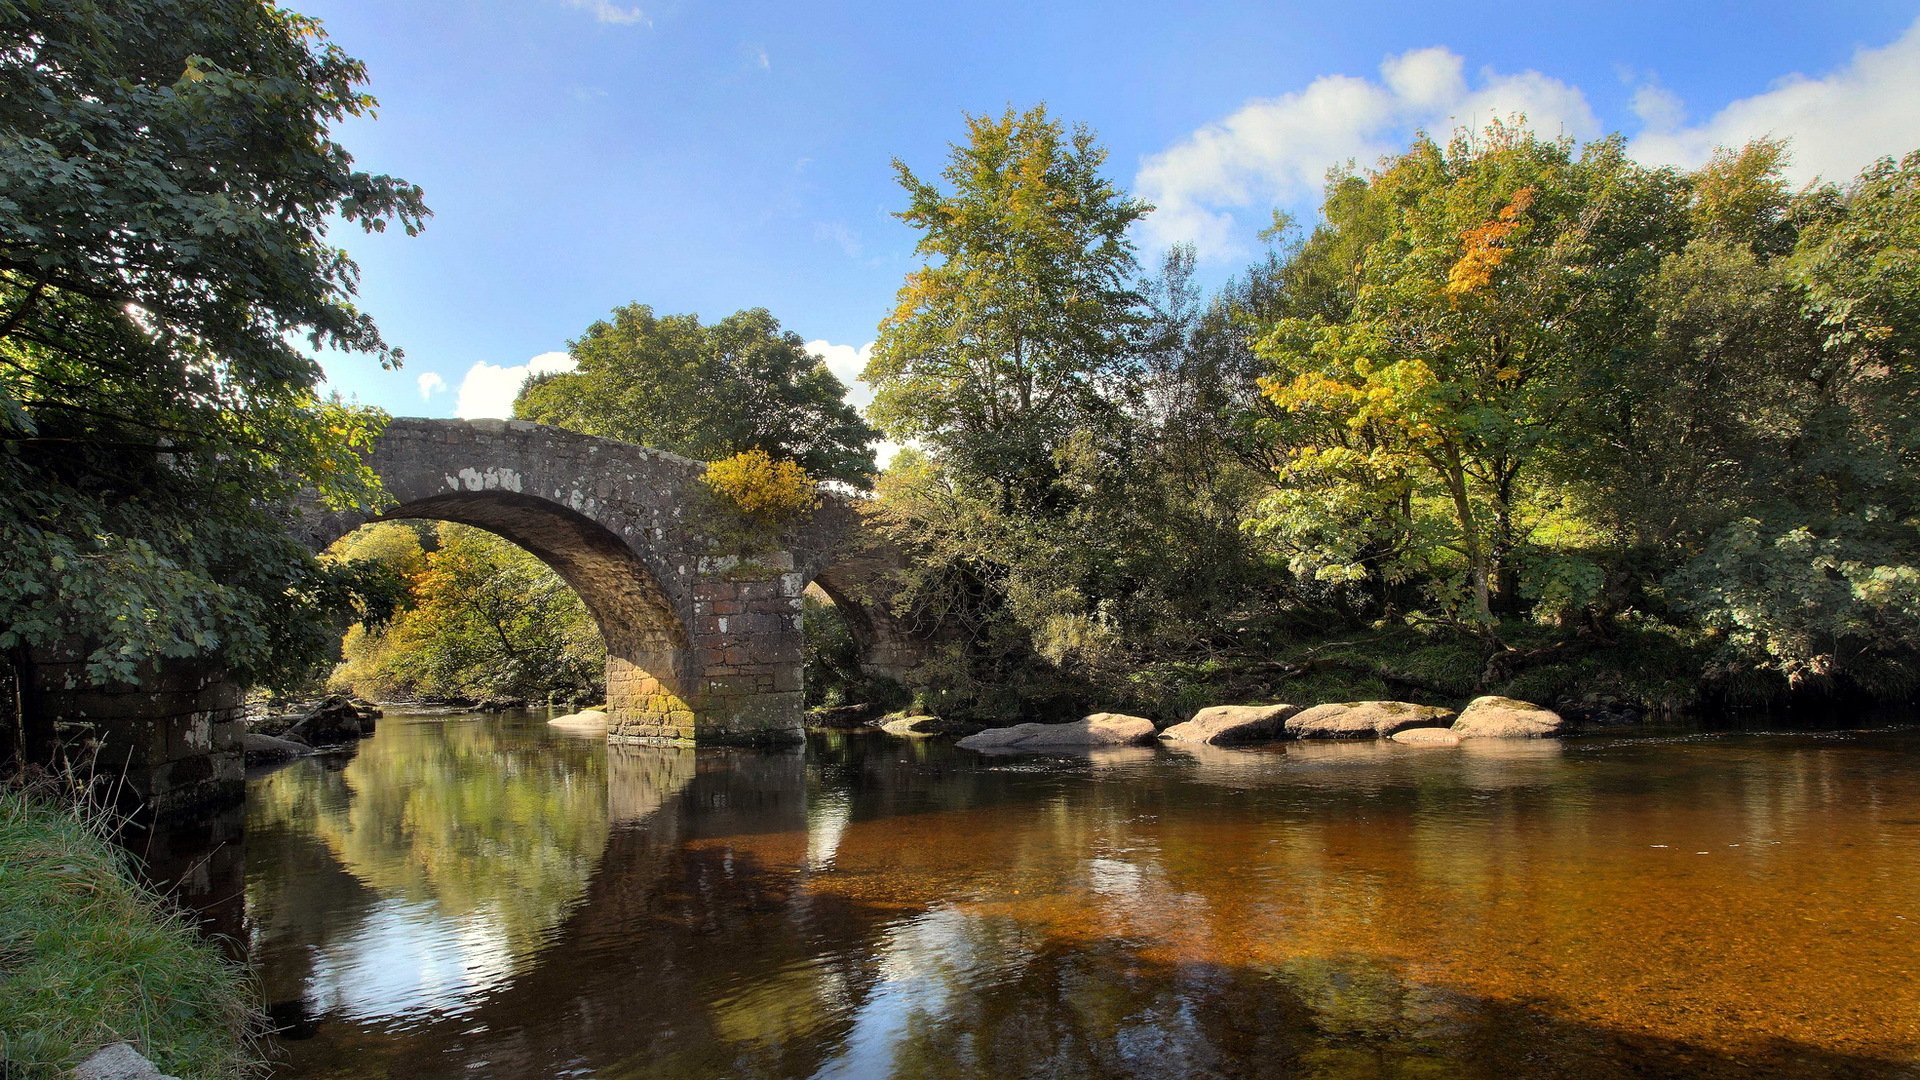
{"left": 246, "top": 714, "right": 608, "bottom": 1023}
{"left": 209, "top": 717, "right": 1920, "bottom": 1078}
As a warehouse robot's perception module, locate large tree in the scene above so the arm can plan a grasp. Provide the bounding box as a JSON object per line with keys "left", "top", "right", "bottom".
{"left": 513, "top": 304, "right": 878, "bottom": 487}
{"left": 864, "top": 104, "right": 1150, "bottom": 510}
{"left": 1252, "top": 123, "right": 1685, "bottom": 623}
{"left": 1664, "top": 149, "right": 1920, "bottom": 694}
{"left": 0, "top": 0, "right": 427, "bottom": 727}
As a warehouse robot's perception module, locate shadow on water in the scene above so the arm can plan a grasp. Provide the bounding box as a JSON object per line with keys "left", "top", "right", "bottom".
{"left": 140, "top": 716, "right": 1920, "bottom": 1078}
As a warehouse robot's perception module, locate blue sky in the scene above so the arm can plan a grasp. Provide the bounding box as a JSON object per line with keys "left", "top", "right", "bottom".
{"left": 305, "top": 0, "right": 1920, "bottom": 421}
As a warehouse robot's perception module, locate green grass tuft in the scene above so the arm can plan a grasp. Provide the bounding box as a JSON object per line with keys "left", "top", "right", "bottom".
{"left": 0, "top": 790, "right": 266, "bottom": 1078}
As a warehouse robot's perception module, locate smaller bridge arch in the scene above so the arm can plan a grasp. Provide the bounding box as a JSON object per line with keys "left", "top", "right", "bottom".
{"left": 297, "top": 419, "right": 923, "bottom": 744}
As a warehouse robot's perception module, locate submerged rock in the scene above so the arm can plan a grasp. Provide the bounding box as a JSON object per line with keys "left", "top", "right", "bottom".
{"left": 242, "top": 731, "right": 313, "bottom": 766}
{"left": 1452, "top": 696, "right": 1567, "bottom": 738}
{"left": 1159, "top": 703, "right": 1301, "bottom": 745}
{"left": 1285, "top": 701, "right": 1456, "bottom": 739}
{"left": 957, "top": 713, "right": 1156, "bottom": 751}
{"left": 1389, "top": 726, "right": 1462, "bottom": 747}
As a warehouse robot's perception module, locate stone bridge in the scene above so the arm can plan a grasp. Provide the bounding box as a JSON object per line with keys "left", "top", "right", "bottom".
{"left": 296, "top": 417, "right": 924, "bottom": 746}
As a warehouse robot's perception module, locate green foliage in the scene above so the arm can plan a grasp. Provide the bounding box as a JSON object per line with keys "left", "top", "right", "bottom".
{"left": 1252, "top": 124, "right": 1687, "bottom": 623}
{"left": 326, "top": 524, "right": 604, "bottom": 703}
{"left": 0, "top": 0, "right": 426, "bottom": 688}
{"left": 799, "top": 593, "right": 906, "bottom": 711}
{"left": 866, "top": 104, "right": 1150, "bottom": 508}
{"left": 1231, "top": 120, "right": 1920, "bottom": 706}
{"left": 0, "top": 789, "right": 265, "bottom": 1077}
{"left": 514, "top": 304, "right": 878, "bottom": 487}
{"left": 860, "top": 112, "right": 1294, "bottom": 719}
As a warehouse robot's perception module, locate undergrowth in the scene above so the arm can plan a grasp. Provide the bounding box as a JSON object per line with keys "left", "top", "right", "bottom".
{"left": 0, "top": 787, "right": 266, "bottom": 1078}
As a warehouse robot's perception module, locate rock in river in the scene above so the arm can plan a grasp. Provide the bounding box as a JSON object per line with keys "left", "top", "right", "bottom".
{"left": 262, "top": 695, "right": 380, "bottom": 746}
{"left": 1452, "top": 696, "right": 1567, "bottom": 738}
{"left": 957, "top": 713, "right": 1156, "bottom": 751}
{"left": 880, "top": 714, "right": 980, "bottom": 737}
{"left": 242, "top": 732, "right": 313, "bottom": 766}
{"left": 1159, "top": 703, "right": 1302, "bottom": 745}
{"left": 548, "top": 709, "right": 609, "bottom": 732}
{"left": 1285, "top": 701, "right": 1456, "bottom": 739}
{"left": 1389, "top": 726, "right": 1462, "bottom": 747}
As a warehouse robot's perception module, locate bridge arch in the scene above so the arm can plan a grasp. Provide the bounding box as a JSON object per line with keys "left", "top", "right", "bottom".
{"left": 324, "top": 492, "right": 695, "bottom": 736}
{"left": 296, "top": 418, "right": 926, "bottom": 744}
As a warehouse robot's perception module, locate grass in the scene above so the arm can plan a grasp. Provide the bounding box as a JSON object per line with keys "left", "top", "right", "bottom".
{"left": 0, "top": 787, "right": 266, "bottom": 1079}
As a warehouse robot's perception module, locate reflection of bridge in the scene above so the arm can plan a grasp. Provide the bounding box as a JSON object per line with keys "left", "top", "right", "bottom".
{"left": 297, "top": 418, "right": 926, "bottom": 746}
{"left": 33, "top": 419, "right": 928, "bottom": 812}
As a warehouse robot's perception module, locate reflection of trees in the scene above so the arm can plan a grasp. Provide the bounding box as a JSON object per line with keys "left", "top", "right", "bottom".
{"left": 247, "top": 720, "right": 609, "bottom": 989}
{"left": 246, "top": 731, "right": 1920, "bottom": 1078}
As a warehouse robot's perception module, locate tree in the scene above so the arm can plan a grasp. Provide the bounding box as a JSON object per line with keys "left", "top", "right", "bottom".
{"left": 1665, "top": 149, "right": 1920, "bottom": 695}
{"left": 0, "top": 0, "right": 427, "bottom": 726}
{"left": 513, "top": 304, "right": 878, "bottom": 487}
{"left": 864, "top": 104, "right": 1151, "bottom": 510}
{"left": 328, "top": 524, "right": 605, "bottom": 704}
{"left": 1252, "top": 123, "right": 1685, "bottom": 624}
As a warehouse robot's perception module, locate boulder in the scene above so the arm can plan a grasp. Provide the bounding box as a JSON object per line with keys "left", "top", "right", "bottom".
{"left": 879, "top": 714, "right": 976, "bottom": 737}
{"left": 283, "top": 695, "right": 377, "bottom": 745}
{"left": 548, "top": 709, "right": 609, "bottom": 731}
{"left": 957, "top": 713, "right": 1156, "bottom": 751}
{"left": 1285, "top": 701, "right": 1456, "bottom": 739}
{"left": 1389, "top": 726, "right": 1462, "bottom": 747}
{"left": 73, "top": 1042, "right": 177, "bottom": 1080}
{"left": 1557, "top": 694, "right": 1644, "bottom": 729}
{"left": 1452, "top": 696, "right": 1567, "bottom": 738}
{"left": 242, "top": 732, "right": 314, "bottom": 765}
{"left": 1159, "top": 703, "right": 1302, "bottom": 745}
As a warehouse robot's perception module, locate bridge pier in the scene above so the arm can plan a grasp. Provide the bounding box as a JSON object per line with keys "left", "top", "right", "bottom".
{"left": 606, "top": 553, "right": 806, "bottom": 746}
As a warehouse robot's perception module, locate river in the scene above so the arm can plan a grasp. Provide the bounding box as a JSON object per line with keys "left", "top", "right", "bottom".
{"left": 143, "top": 710, "right": 1920, "bottom": 1078}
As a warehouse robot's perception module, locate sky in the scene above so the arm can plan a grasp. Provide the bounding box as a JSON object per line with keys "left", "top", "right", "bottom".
{"left": 302, "top": 0, "right": 1920, "bottom": 422}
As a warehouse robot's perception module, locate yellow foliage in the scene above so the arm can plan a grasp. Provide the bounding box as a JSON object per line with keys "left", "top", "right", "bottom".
{"left": 701, "top": 449, "right": 821, "bottom": 523}
{"left": 1446, "top": 186, "right": 1535, "bottom": 298}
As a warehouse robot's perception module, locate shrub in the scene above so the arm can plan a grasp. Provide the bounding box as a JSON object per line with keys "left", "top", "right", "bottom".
{"left": 700, "top": 450, "right": 821, "bottom": 525}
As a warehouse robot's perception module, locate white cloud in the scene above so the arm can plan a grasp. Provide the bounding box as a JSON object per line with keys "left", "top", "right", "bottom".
{"left": 563, "top": 0, "right": 647, "bottom": 26}
{"left": 416, "top": 372, "right": 447, "bottom": 401}
{"left": 751, "top": 45, "right": 771, "bottom": 71}
{"left": 1136, "top": 47, "right": 1598, "bottom": 259}
{"left": 1631, "top": 17, "right": 1920, "bottom": 185}
{"left": 806, "top": 339, "right": 906, "bottom": 468}
{"left": 815, "top": 221, "right": 863, "bottom": 259}
{"left": 454, "top": 351, "right": 576, "bottom": 420}
{"left": 806, "top": 339, "right": 876, "bottom": 410}
{"left": 1630, "top": 82, "right": 1686, "bottom": 131}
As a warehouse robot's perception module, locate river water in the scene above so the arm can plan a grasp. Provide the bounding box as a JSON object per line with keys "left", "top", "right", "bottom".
{"left": 150, "top": 711, "right": 1920, "bottom": 1078}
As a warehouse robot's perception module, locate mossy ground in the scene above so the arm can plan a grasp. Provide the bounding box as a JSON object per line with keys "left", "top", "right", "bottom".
{"left": 0, "top": 789, "right": 265, "bottom": 1078}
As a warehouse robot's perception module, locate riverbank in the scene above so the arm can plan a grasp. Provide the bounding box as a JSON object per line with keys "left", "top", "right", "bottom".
{"left": 0, "top": 788, "right": 264, "bottom": 1078}
{"left": 1096, "top": 617, "right": 1913, "bottom": 733}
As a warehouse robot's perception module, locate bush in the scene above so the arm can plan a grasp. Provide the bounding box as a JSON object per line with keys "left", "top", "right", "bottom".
{"left": 700, "top": 450, "right": 820, "bottom": 525}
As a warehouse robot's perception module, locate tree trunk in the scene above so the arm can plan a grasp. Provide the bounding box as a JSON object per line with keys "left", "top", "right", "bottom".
{"left": 1491, "top": 463, "right": 1522, "bottom": 616}
{"left": 1440, "top": 444, "right": 1493, "bottom": 623}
